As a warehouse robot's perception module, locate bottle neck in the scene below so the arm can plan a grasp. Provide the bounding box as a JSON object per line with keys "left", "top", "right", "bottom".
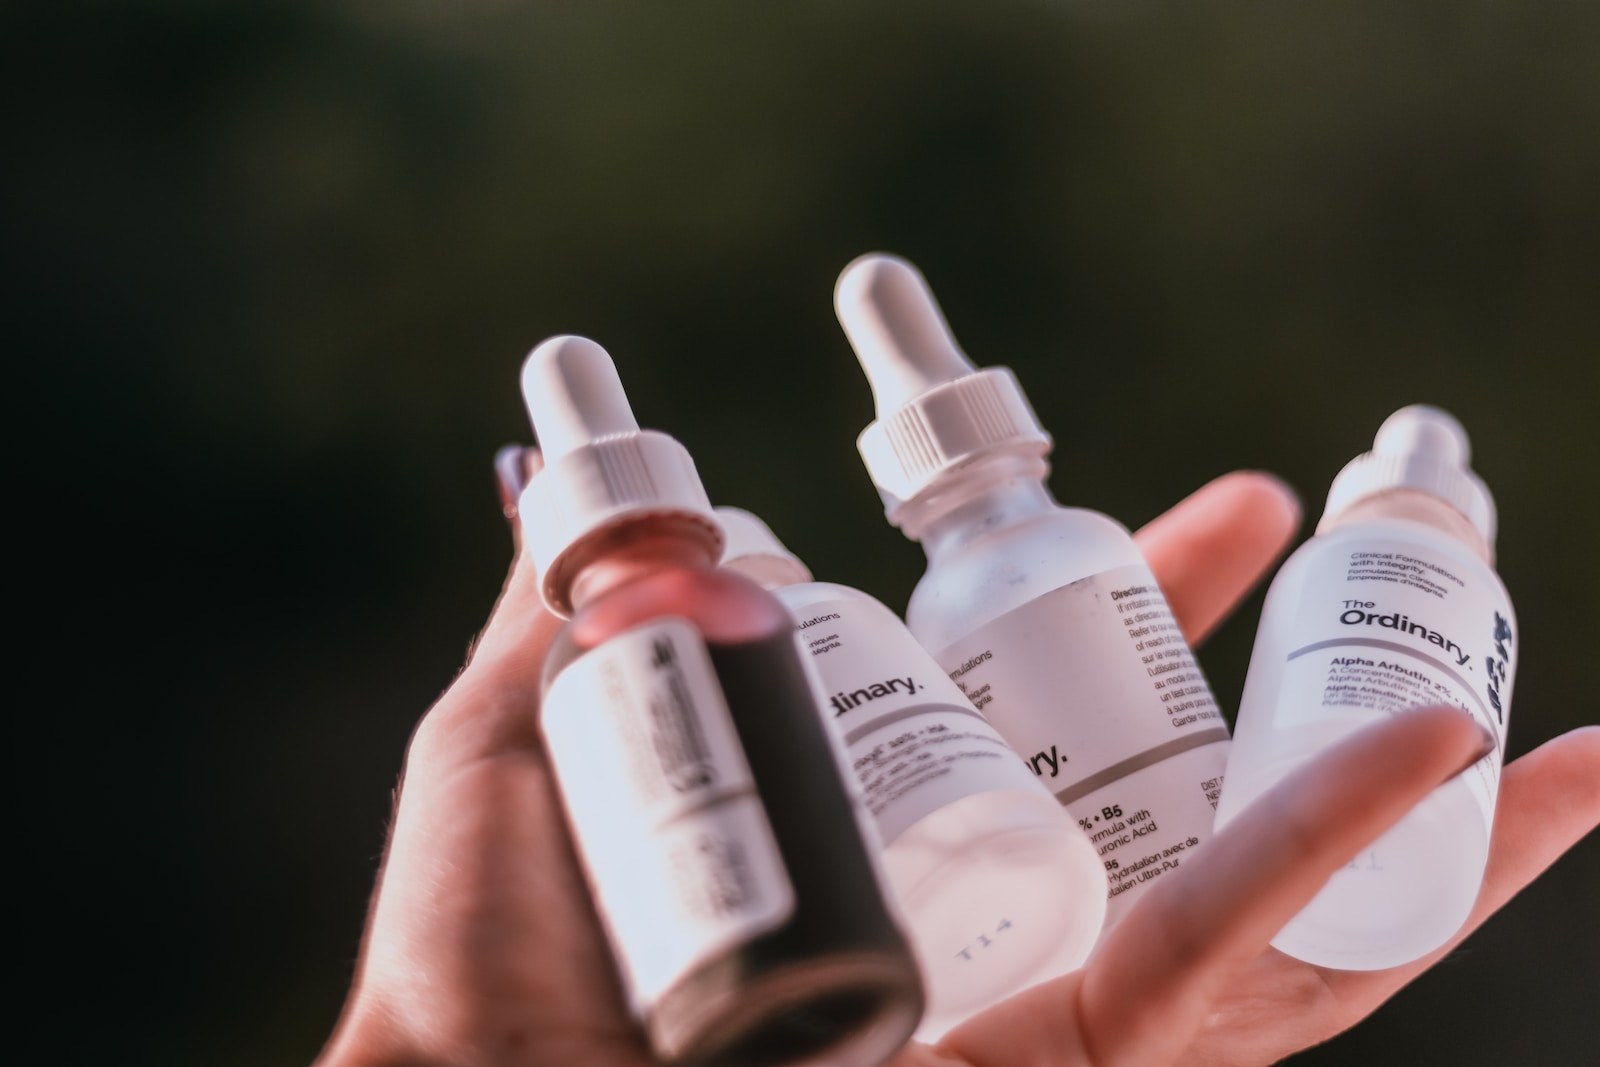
{"left": 1321, "top": 489, "right": 1494, "bottom": 565}
{"left": 899, "top": 452, "right": 1058, "bottom": 562}
{"left": 564, "top": 518, "right": 722, "bottom": 611}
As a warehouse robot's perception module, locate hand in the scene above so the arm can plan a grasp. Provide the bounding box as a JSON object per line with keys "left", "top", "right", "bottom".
{"left": 317, "top": 468, "right": 1600, "bottom": 1067}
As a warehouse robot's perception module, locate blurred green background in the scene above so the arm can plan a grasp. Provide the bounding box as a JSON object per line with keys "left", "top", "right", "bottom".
{"left": 12, "top": 1, "right": 1597, "bottom": 1064}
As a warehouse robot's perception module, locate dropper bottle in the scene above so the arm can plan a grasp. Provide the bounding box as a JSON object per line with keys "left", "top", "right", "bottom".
{"left": 519, "top": 336, "right": 923, "bottom": 1066}
{"left": 834, "top": 253, "right": 1231, "bottom": 925}
{"left": 1215, "top": 405, "right": 1516, "bottom": 970}
{"left": 716, "top": 506, "right": 1106, "bottom": 1040}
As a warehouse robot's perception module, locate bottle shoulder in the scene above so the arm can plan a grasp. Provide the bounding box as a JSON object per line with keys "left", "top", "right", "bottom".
{"left": 773, "top": 580, "right": 895, "bottom": 616}
{"left": 1269, "top": 520, "right": 1513, "bottom": 615}
{"left": 906, "top": 506, "right": 1145, "bottom": 647}
{"left": 1287, "top": 519, "right": 1505, "bottom": 582}
{"left": 924, "top": 504, "right": 1137, "bottom": 571}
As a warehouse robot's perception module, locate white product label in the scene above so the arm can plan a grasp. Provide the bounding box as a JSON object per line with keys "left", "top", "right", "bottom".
{"left": 931, "top": 564, "right": 1229, "bottom": 921}
{"left": 790, "top": 595, "right": 1043, "bottom": 845}
{"left": 1275, "top": 539, "right": 1516, "bottom": 825}
{"left": 542, "top": 618, "right": 795, "bottom": 1013}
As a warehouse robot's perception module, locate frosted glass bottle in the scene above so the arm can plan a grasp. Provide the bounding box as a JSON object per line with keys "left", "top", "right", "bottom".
{"left": 1215, "top": 405, "right": 1516, "bottom": 970}
{"left": 717, "top": 507, "right": 1106, "bottom": 1040}
{"left": 834, "top": 254, "right": 1230, "bottom": 926}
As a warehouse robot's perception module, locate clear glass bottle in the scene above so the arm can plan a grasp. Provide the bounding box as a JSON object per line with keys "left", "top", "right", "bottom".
{"left": 1215, "top": 405, "right": 1516, "bottom": 970}
{"left": 834, "top": 254, "right": 1231, "bottom": 926}
{"left": 717, "top": 507, "right": 1105, "bottom": 1039}
{"left": 520, "top": 336, "right": 923, "bottom": 1066}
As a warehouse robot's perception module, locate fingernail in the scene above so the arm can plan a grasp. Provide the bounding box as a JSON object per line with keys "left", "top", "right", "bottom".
{"left": 495, "top": 444, "right": 528, "bottom": 522}
{"left": 1248, "top": 470, "right": 1305, "bottom": 531}
{"left": 1454, "top": 723, "right": 1498, "bottom": 776}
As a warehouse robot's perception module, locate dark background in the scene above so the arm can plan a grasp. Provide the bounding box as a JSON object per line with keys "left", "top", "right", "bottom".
{"left": 11, "top": 1, "right": 1597, "bottom": 1064}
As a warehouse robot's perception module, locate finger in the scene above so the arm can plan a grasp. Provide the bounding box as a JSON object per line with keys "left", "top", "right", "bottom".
{"left": 1411, "top": 725, "right": 1600, "bottom": 939}
{"left": 1080, "top": 706, "right": 1492, "bottom": 1067}
{"left": 934, "top": 707, "right": 1490, "bottom": 1067}
{"left": 1314, "top": 725, "right": 1600, "bottom": 1012}
{"left": 494, "top": 444, "right": 547, "bottom": 546}
{"left": 1134, "top": 471, "right": 1301, "bottom": 645}
{"left": 411, "top": 449, "right": 563, "bottom": 775}
{"left": 471, "top": 447, "right": 551, "bottom": 669}
{"left": 495, "top": 444, "right": 529, "bottom": 534}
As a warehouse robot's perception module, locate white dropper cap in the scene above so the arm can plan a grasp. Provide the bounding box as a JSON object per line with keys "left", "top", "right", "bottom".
{"left": 518, "top": 335, "right": 722, "bottom": 615}
{"left": 835, "top": 253, "right": 1051, "bottom": 520}
{"left": 1318, "top": 404, "right": 1496, "bottom": 547}
{"left": 715, "top": 507, "right": 814, "bottom": 589}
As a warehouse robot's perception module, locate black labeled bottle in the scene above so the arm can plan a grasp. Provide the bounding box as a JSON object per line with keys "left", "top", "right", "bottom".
{"left": 519, "top": 335, "right": 923, "bottom": 1066}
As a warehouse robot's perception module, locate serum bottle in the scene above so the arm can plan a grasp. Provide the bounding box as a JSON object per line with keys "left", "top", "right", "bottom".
{"left": 1215, "top": 405, "right": 1516, "bottom": 970}
{"left": 519, "top": 337, "right": 923, "bottom": 1066}
{"left": 833, "top": 254, "right": 1230, "bottom": 925}
{"left": 716, "top": 507, "right": 1106, "bottom": 1040}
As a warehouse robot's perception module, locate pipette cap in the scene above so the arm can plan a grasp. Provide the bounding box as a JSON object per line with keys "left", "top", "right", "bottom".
{"left": 519, "top": 335, "right": 722, "bottom": 614}
{"left": 835, "top": 253, "right": 1051, "bottom": 520}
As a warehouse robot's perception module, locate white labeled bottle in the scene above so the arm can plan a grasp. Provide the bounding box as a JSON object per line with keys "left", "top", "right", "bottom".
{"left": 834, "top": 254, "right": 1230, "bottom": 926}
{"left": 519, "top": 337, "right": 923, "bottom": 1066}
{"left": 1215, "top": 405, "right": 1516, "bottom": 970}
{"left": 716, "top": 506, "right": 1106, "bottom": 1039}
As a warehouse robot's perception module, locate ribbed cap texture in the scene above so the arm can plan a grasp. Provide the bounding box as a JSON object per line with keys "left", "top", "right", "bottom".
{"left": 858, "top": 367, "right": 1051, "bottom": 513}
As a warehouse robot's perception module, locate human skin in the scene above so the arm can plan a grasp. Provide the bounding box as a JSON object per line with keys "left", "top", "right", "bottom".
{"left": 318, "top": 468, "right": 1600, "bottom": 1067}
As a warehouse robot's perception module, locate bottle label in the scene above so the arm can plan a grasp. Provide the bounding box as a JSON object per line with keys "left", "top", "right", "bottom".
{"left": 1273, "top": 538, "right": 1516, "bottom": 824}
{"left": 542, "top": 617, "right": 796, "bottom": 1013}
{"left": 792, "top": 595, "right": 1045, "bottom": 845}
{"left": 930, "top": 563, "right": 1229, "bottom": 921}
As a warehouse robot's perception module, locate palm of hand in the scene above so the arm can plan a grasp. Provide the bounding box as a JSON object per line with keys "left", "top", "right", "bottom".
{"left": 319, "top": 473, "right": 1599, "bottom": 1067}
